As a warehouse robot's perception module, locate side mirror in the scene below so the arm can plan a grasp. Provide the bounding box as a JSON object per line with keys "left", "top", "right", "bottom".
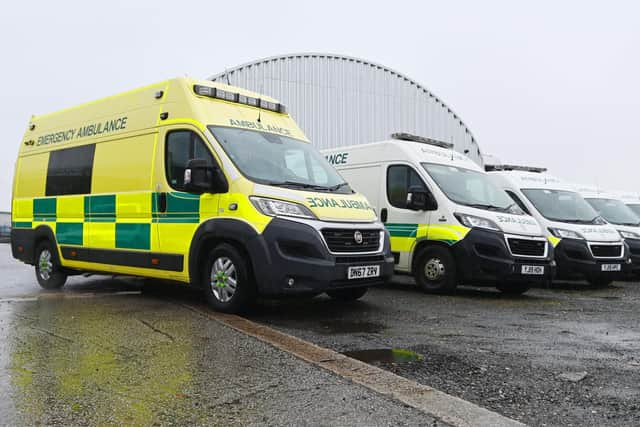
{"left": 184, "top": 159, "right": 228, "bottom": 194}
{"left": 407, "top": 185, "right": 437, "bottom": 211}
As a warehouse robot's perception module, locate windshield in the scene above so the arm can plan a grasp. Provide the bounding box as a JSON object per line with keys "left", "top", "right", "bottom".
{"left": 627, "top": 204, "right": 640, "bottom": 217}
{"left": 422, "top": 163, "right": 521, "bottom": 213}
{"left": 208, "top": 126, "right": 351, "bottom": 193}
{"left": 586, "top": 198, "right": 640, "bottom": 226}
{"left": 522, "top": 189, "right": 599, "bottom": 223}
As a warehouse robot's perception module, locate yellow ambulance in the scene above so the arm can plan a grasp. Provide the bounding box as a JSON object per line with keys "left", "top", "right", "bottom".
{"left": 11, "top": 77, "right": 393, "bottom": 312}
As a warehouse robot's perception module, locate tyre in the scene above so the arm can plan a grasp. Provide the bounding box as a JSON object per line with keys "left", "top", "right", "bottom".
{"left": 413, "top": 246, "right": 457, "bottom": 293}
{"left": 202, "top": 243, "right": 256, "bottom": 313}
{"left": 587, "top": 276, "right": 613, "bottom": 288}
{"left": 326, "top": 287, "right": 368, "bottom": 301}
{"left": 34, "top": 241, "right": 67, "bottom": 290}
{"left": 496, "top": 282, "right": 530, "bottom": 295}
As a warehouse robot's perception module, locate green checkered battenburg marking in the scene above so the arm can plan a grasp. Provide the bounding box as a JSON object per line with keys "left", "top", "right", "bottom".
{"left": 84, "top": 194, "right": 116, "bottom": 222}
{"left": 12, "top": 222, "right": 32, "bottom": 229}
{"left": 116, "top": 223, "right": 150, "bottom": 250}
{"left": 152, "top": 192, "right": 200, "bottom": 223}
{"left": 57, "top": 223, "right": 83, "bottom": 245}
{"left": 24, "top": 192, "right": 200, "bottom": 251}
{"left": 385, "top": 223, "right": 419, "bottom": 237}
{"left": 33, "top": 198, "right": 56, "bottom": 222}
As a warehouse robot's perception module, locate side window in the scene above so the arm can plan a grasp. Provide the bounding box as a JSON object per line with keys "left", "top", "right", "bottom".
{"left": 506, "top": 190, "right": 531, "bottom": 215}
{"left": 166, "top": 130, "right": 215, "bottom": 191}
{"left": 46, "top": 144, "right": 96, "bottom": 196}
{"left": 387, "top": 165, "right": 427, "bottom": 209}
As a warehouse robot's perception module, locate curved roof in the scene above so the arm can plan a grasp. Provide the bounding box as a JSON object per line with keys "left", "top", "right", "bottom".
{"left": 209, "top": 53, "right": 482, "bottom": 164}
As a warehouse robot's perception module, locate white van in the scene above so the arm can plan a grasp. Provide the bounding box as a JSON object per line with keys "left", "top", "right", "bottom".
{"left": 576, "top": 187, "right": 640, "bottom": 276}
{"left": 323, "top": 134, "right": 554, "bottom": 295}
{"left": 616, "top": 192, "right": 640, "bottom": 217}
{"left": 488, "top": 165, "right": 630, "bottom": 287}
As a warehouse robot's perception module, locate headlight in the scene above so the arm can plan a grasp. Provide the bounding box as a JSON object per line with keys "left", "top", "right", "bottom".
{"left": 619, "top": 229, "right": 640, "bottom": 239}
{"left": 454, "top": 213, "right": 501, "bottom": 231}
{"left": 250, "top": 197, "right": 317, "bottom": 219}
{"left": 548, "top": 227, "right": 584, "bottom": 239}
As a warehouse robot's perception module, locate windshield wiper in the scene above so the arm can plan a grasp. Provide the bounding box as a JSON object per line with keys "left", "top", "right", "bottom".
{"left": 561, "top": 218, "right": 597, "bottom": 224}
{"left": 270, "top": 180, "right": 331, "bottom": 190}
{"left": 328, "top": 182, "right": 350, "bottom": 191}
{"left": 467, "top": 203, "right": 509, "bottom": 212}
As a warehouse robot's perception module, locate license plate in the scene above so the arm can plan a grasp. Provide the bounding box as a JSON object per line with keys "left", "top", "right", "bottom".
{"left": 521, "top": 265, "right": 545, "bottom": 275}
{"left": 348, "top": 265, "right": 381, "bottom": 280}
{"left": 601, "top": 264, "right": 621, "bottom": 272}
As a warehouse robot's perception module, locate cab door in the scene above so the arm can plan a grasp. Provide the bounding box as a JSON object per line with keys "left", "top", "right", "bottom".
{"left": 154, "top": 126, "right": 223, "bottom": 279}
{"left": 382, "top": 163, "right": 434, "bottom": 272}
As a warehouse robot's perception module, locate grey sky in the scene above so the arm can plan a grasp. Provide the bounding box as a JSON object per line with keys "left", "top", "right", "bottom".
{"left": 1, "top": 0, "right": 638, "bottom": 211}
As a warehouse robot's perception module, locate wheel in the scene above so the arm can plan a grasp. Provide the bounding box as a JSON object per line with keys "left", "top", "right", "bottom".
{"left": 496, "top": 282, "right": 530, "bottom": 295}
{"left": 35, "top": 241, "right": 67, "bottom": 289}
{"left": 413, "top": 246, "right": 457, "bottom": 293}
{"left": 326, "top": 287, "right": 368, "bottom": 301}
{"left": 587, "top": 276, "right": 613, "bottom": 288}
{"left": 203, "top": 243, "right": 255, "bottom": 313}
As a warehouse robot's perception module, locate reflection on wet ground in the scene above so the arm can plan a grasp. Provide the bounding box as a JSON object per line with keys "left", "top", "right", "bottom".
{"left": 0, "top": 246, "right": 435, "bottom": 426}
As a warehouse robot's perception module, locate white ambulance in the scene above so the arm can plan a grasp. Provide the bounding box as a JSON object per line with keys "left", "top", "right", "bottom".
{"left": 487, "top": 165, "right": 630, "bottom": 287}
{"left": 616, "top": 192, "right": 640, "bottom": 218}
{"left": 576, "top": 186, "right": 640, "bottom": 276}
{"left": 323, "top": 134, "right": 554, "bottom": 295}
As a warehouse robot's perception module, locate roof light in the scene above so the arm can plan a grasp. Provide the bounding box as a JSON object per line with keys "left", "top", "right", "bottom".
{"left": 391, "top": 132, "right": 453, "bottom": 149}
{"left": 484, "top": 164, "right": 547, "bottom": 173}
{"left": 193, "top": 85, "right": 287, "bottom": 114}
{"left": 215, "top": 88, "right": 238, "bottom": 102}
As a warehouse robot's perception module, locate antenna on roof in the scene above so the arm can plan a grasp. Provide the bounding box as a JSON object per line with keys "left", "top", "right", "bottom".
{"left": 484, "top": 164, "right": 547, "bottom": 173}
{"left": 391, "top": 132, "right": 453, "bottom": 149}
{"left": 257, "top": 82, "right": 264, "bottom": 123}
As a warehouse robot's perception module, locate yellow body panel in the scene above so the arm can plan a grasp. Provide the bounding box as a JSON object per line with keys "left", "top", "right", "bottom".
{"left": 385, "top": 223, "right": 471, "bottom": 271}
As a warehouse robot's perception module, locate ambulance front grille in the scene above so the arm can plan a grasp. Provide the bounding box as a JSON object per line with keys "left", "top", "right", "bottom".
{"left": 590, "top": 244, "right": 623, "bottom": 258}
{"left": 507, "top": 238, "right": 547, "bottom": 257}
{"left": 321, "top": 229, "right": 381, "bottom": 253}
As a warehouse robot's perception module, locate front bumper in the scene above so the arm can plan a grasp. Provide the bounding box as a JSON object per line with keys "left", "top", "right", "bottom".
{"left": 554, "top": 239, "right": 631, "bottom": 279}
{"left": 452, "top": 228, "right": 555, "bottom": 286}
{"left": 247, "top": 218, "right": 394, "bottom": 295}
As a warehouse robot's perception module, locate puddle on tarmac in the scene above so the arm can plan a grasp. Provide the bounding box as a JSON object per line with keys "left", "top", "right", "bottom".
{"left": 318, "top": 320, "right": 384, "bottom": 334}
{"left": 343, "top": 348, "right": 424, "bottom": 364}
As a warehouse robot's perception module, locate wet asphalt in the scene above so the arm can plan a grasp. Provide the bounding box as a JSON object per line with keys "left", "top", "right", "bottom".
{"left": 0, "top": 245, "right": 441, "bottom": 427}
{"left": 2, "top": 242, "right": 639, "bottom": 427}
{"left": 249, "top": 278, "right": 640, "bottom": 427}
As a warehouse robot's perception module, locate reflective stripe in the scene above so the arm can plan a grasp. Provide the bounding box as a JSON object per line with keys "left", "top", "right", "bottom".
{"left": 548, "top": 236, "right": 561, "bottom": 247}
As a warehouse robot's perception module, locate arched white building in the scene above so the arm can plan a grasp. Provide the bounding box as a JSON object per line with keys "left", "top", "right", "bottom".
{"left": 209, "top": 53, "right": 482, "bottom": 164}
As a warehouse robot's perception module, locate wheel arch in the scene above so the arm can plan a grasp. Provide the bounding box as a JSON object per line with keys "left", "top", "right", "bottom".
{"left": 188, "top": 218, "right": 270, "bottom": 288}
{"left": 411, "top": 238, "right": 457, "bottom": 274}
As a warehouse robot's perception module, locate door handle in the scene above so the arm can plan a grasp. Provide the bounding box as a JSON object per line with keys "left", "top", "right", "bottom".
{"left": 158, "top": 192, "right": 167, "bottom": 213}
{"left": 380, "top": 208, "right": 388, "bottom": 223}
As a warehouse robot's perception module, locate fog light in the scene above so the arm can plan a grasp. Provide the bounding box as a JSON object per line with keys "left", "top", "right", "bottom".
{"left": 287, "top": 278, "right": 295, "bottom": 287}
{"left": 550, "top": 260, "right": 556, "bottom": 267}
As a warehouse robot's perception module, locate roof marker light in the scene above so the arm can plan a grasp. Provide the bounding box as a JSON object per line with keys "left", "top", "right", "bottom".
{"left": 484, "top": 164, "right": 547, "bottom": 173}
{"left": 391, "top": 132, "right": 454, "bottom": 149}
{"left": 193, "top": 85, "right": 287, "bottom": 114}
